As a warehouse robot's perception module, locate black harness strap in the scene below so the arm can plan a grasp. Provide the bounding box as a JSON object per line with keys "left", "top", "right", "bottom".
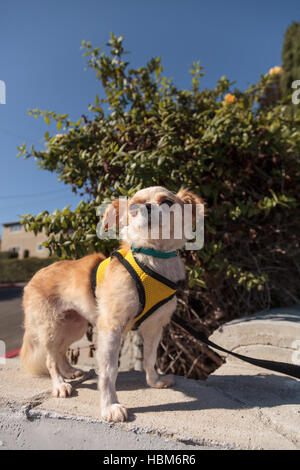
{"left": 132, "top": 293, "right": 176, "bottom": 331}
{"left": 172, "top": 314, "right": 300, "bottom": 380}
{"left": 112, "top": 251, "right": 179, "bottom": 330}
{"left": 110, "top": 250, "right": 146, "bottom": 318}
{"left": 132, "top": 254, "right": 179, "bottom": 290}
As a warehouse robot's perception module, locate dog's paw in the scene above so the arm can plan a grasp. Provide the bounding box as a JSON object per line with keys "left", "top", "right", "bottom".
{"left": 101, "top": 403, "right": 128, "bottom": 423}
{"left": 52, "top": 382, "right": 73, "bottom": 398}
{"left": 148, "top": 374, "right": 174, "bottom": 389}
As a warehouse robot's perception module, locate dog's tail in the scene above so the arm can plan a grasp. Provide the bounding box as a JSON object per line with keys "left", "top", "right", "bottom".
{"left": 20, "top": 331, "right": 48, "bottom": 376}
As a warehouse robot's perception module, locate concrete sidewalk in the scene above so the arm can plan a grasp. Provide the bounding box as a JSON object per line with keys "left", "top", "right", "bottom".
{"left": 0, "top": 307, "right": 299, "bottom": 450}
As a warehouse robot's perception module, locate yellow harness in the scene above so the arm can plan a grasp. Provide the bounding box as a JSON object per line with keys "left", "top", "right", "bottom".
{"left": 92, "top": 249, "right": 178, "bottom": 331}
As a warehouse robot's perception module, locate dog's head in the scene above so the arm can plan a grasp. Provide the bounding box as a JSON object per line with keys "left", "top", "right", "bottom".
{"left": 102, "top": 186, "right": 203, "bottom": 251}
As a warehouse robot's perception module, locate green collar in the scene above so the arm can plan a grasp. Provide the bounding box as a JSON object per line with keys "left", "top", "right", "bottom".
{"left": 131, "top": 246, "right": 177, "bottom": 259}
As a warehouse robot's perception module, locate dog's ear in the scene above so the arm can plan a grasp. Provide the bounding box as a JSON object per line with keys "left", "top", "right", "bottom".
{"left": 102, "top": 198, "right": 128, "bottom": 231}
{"left": 176, "top": 188, "right": 204, "bottom": 220}
{"left": 102, "top": 199, "right": 120, "bottom": 231}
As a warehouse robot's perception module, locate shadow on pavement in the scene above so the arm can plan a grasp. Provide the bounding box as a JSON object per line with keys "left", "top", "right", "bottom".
{"left": 71, "top": 369, "right": 300, "bottom": 414}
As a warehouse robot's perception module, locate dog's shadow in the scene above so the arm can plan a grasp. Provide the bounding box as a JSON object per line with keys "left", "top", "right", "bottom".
{"left": 71, "top": 368, "right": 300, "bottom": 420}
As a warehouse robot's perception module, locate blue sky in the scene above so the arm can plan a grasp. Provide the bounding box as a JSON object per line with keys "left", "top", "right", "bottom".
{"left": 0, "top": 0, "right": 299, "bottom": 236}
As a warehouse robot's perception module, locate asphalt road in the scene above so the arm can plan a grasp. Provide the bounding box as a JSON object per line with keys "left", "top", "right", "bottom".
{"left": 0, "top": 286, "right": 24, "bottom": 353}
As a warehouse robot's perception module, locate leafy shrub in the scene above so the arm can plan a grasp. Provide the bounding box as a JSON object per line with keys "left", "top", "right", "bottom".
{"left": 0, "top": 252, "right": 13, "bottom": 260}
{"left": 18, "top": 34, "right": 300, "bottom": 378}
{"left": 9, "top": 249, "right": 19, "bottom": 259}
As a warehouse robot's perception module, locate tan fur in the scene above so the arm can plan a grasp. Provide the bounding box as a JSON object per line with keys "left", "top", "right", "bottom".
{"left": 176, "top": 187, "right": 204, "bottom": 221}
{"left": 21, "top": 253, "right": 104, "bottom": 379}
{"left": 20, "top": 186, "right": 202, "bottom": 421}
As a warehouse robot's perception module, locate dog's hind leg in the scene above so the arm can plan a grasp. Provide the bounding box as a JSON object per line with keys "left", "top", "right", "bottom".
{"left": 46, "top": 347, "right": 73, "bottom": 398}
{"left": 56, "top": 310, "right": 88, "bottom": 380}
{"left": 22, "top": 286, "right": 89, "bottom": 395}
{"left": 58, "top": 356, "right": 85, "bottom": 380}
{"left": 44, "top": 311, "right": 88, "bottom": 397}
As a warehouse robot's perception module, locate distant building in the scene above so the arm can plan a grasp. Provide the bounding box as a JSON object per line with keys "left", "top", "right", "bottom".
{"left": 1, "top": 222, "right": 49, "bottom": 259}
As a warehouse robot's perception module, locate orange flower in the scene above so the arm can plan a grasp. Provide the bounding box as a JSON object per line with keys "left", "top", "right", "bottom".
{"left": 269, "top": 66, "right": 283, "bottom": 76}
{"left": 224, "top": 93, "right": 237, "bottom": 104}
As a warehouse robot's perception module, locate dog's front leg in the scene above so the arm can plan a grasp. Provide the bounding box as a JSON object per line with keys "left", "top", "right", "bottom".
{"left": 97, "top": 327, "right": 128, "bottom": 422}
{"left": 139, "top": 311, "right": 174, "bottom": 389}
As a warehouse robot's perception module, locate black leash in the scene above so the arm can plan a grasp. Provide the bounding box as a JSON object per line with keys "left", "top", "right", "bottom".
{"left": 172, "top": 314, "right": 300, "bottom": 380}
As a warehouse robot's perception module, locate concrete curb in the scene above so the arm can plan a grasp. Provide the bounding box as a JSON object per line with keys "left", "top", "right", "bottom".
{"left": 210, "top": 306, "right": 300, "bottom": 364}
{"left": 0, "top": 406, "right": 209, "bottom": 450}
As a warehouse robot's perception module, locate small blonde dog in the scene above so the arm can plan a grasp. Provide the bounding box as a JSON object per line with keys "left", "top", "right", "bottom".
{"left": 20, "top": 186, "right": 202, "bottom": 422}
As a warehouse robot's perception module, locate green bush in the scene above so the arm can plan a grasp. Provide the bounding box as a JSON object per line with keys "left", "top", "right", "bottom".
{"left": 0, "top": 250, "right": 19, "bottom": 259}
{"left": 0, "top": 252, "right": 13, "bottom": 260}
{"left": 0, "top": 257, "right": 57, "bottom": 283}
{"left": 17, "top": 34, "right": 300, "bottom": 378}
